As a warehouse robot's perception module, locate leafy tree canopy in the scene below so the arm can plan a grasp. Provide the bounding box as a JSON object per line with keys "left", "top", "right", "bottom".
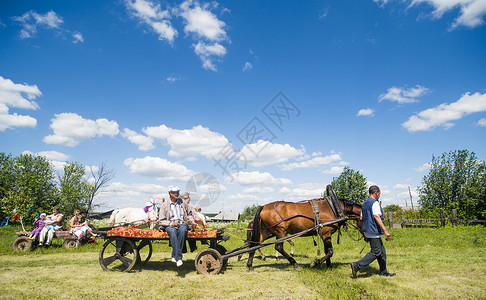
{"left": 418, "top": 149, "right": 486, "bottom": 219}
{"left": 330, "top": 166, "right": 368, "bottom": 204}
{"left": 0, "top": 153, "right": 105, "bottom": 223}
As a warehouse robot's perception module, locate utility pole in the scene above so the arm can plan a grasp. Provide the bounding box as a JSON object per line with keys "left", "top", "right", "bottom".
{"left": 408, "top": 186, "right": 414, "bottom": 210}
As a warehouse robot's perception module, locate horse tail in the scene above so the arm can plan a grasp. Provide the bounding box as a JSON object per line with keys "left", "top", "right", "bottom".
{"left": 249, "top": 206, "right": 264, "bottom": 246}
{"left": 108, "top": 209, "right": 119, "bottom": 226}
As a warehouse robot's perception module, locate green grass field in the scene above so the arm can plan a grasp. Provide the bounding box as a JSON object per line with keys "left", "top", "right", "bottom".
{"left": 1, "top": 223, "right": 485, "bottom": 299}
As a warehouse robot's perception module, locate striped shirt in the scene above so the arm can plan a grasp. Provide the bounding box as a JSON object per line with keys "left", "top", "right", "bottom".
{"left": 169, "top": 199, "right": 184, "bottom": 222}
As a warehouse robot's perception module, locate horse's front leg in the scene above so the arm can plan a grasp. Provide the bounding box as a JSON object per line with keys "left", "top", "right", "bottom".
{"left": 275, "top": 241, "right": 300, "bottom": 270}
{"left": 309, "top": 235, "right": 333, "bottom": 269}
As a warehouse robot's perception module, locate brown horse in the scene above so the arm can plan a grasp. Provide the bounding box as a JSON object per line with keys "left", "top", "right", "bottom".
{"left": 237, "top": 220, "right": 295, "bottom": 262}
{"left": 247, "top": 187, "right": 362, "bottom": 271}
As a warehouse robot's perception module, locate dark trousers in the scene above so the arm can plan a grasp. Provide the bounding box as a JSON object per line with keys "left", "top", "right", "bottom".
{"left": 354, "top": 237, "right": 388, "bottom": 275}
{"left": 165, "top": 223, "right": 188, "bottom": 261}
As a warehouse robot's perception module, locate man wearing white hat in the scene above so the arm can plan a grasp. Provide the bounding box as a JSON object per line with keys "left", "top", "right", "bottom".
{"left": 158, "top": 185, "right": 195, "bottom": 267}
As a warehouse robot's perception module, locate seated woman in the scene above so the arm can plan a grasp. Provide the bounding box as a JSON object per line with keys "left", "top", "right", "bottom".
{"left": 193, "top": 206, "right": 207, "bottom": 231}
{"left": 70, "top": 209, "right": 95, "bottom": 239}
{"left": 39, "top": 207, "right": 64, "bottom": 246}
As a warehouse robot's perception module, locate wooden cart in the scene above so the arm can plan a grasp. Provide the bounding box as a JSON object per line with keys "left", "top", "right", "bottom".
{"left": 97, "top": 227, "right": 229, "bottom": 274}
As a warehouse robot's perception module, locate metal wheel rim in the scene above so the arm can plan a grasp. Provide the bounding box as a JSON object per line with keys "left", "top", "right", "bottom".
{"left": 136, "top": 240, "right": 152, "bottom": 265}
{"left": 99, "top": 237, "right": 138, "bottom": 272}
{"left": 195, "top": 248, "right": 223, "bottom": 275}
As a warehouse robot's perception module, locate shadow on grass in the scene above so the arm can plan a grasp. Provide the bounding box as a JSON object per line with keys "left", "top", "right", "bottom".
{"left": 132, "top": 259, "right": 194, "bottom": 277}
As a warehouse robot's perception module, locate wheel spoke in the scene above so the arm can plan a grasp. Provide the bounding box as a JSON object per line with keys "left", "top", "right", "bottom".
{"left": 119, "top": 255, "right": 134, "bottom": 267}
{"left": 102, "top": 255, "right": 118, "bottom": 266}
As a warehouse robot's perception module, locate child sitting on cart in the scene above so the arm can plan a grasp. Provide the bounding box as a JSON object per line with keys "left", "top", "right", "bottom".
{"left": 29, "top": 213, "right": 47, "bottom": 240}
{"left": 70, "top": 209, "right": 95, "bottom": 239}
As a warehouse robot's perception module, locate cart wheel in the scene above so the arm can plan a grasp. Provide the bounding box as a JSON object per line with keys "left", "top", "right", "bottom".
{"left": 99, "top": 238, "right": 138, "bottom": 272}
{"left": 136, "top": 240, "right": 152, "bottom": 265}
{"left": 213, "top": 244, "right": 228, "bottom": 269}
{"left": 195, "top": 248, "right": 223, "bottom": 275}
{"left": 12, "top": 236, "right": 34, "bottom": 251}
{"left": 62, "top": 239, "right": 81, "bottom": 248}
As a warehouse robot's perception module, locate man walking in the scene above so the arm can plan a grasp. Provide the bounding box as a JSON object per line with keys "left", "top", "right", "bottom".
{"left": 351, "top": 185, "right": 396, "bottom": 277}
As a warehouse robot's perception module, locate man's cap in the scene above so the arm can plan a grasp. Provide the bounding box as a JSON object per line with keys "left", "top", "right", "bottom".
{"left": 40, "top": 213, "right": 47, "bottom": 217}
{"left": 180, "top": 192, "right": 190, "bottom": 199}
{"left": 168, "top": 185, "right": 180, "bottom": 193}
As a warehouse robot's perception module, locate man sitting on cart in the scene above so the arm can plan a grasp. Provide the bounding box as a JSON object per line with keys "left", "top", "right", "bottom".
{"left": 158, "top": 186, "right": 197, "bottom": 267}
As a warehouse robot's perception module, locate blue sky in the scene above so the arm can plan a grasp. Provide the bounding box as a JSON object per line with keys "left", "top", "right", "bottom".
{"left": 1, "top": 0, "right": 485, "bottom": 213}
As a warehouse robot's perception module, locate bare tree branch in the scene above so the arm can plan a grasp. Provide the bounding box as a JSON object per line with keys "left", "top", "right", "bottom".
{"left": 87, "top": 162, "right": 115, "bottom": 214}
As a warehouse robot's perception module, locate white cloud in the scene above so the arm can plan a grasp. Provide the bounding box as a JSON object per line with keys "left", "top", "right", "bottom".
{"left": 193, "top": 41, "right": 227, "bottom": 71}
{"left": 179, "top": 0, "right": 227, "bottom": 41}
{"left": 166, "top": 76, "right": 181, "bottom": 83}
{"left": 124, "top": 156, "right": 192, "bottom": 181}
{"left": 179, "top": 1, "right": 228, "bottom": 71}
{"left": 476, "top": 118, "right": 486, "bottom": 126}
{"left": 243, "top": 62, "right": 253, "bottom": 72}
{"left": 379, "top": 85, "right": 429, "bottom": 104}
{"left": 321, "top": 166, "right": 345, "bottom": 174}
{"left": 125, "top": 0, "right": 229, "bottom": 71}
{"left": 413, "top": 162, "right": 431, "bottom": 172}
{"left": 402, "top": 92, "right": 486, "bottom": 132}
{"left": 22, "top": 150, "right": 70, "bottom": 171}
{"left": 280, "top": 153, "right": 343, "bottom": 171}
{"left": 13, "top": 10, "right": 63, "bottom": 39}
{"left": 226, "top": 171, "right": 292, "bottom": 186}
{"left": 72, "top": 32, "right": 84, "bottom": 43}
{"left": 239, "top": 141, "right": 305, "bottom": 167}
{"left": 121, "top": 128, "right": 155, "bottom": 151}
{"left": 125, "top": 0, "right": 177, "bottom": 43}
{"left": 43, "top": 113, "right": 119, "bottom": 146}
{"left": 143, "top": 124, "right": 231, "bottom": 159}
{"left": 393, "top": 183, "right": 410, "bottom": 190}
{"left": 410, "top": 0, "right": 486, "bottom": 29}
{"left": 357, "top": 108, "right": 375, "bottom": 117}
{"left": 278, "top": 182, "right": 325, "bottom": 200}
{"left": 0, "top": 76, "right": 41, "bottom": 131}
{"left": 242, "top": 186, "right": 274, "bottom": 194}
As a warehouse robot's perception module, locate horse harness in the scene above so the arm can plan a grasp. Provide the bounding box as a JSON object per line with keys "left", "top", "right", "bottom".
{"left": 269, "top": 196, "right": 347, "bottom": 230}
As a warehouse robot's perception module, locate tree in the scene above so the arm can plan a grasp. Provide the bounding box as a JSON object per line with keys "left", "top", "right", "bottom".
{"left": 58, "top": 162, "right": 92, "bottom": 215}
{"left": 13, "top": 154, "right": 59, "bottom": 216}
{"left": 239, "top": 204, "right": 262, "bottom": 221}
{"left": 418, "top": 150, "right": 486, "bottom": 219}
{"left": 86, "top": 162, "right": 115, "bottom": 214}
{"left": 0, "top": 153, "right": 16, "bottom": 201}
{"left": 330, "top": 166, "right": 368, "bottom": 204}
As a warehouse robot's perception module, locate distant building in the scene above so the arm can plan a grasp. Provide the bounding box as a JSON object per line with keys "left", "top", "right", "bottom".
{"left": 210, "top": 211, "right": 240, "bottom": 222}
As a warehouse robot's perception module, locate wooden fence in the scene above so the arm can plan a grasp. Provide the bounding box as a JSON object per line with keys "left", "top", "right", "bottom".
{"left": 387, "top": 209, "right": 486, "bottom": 229}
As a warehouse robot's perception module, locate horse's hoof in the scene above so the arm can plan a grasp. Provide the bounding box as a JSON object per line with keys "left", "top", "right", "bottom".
{"left": 275, "top": 257, "right": 279, "bottom": 261}
{"left": 309, "top": 261, "right": 316, "bottom": 269}
{"left": 247, "top": 266, "right": 254, "bottom": 272}
{"left": 293, "top": 263, "right": 301, "bottom": 270}
{"left": 262, "top": 257, "right": 266, "bottom": 261}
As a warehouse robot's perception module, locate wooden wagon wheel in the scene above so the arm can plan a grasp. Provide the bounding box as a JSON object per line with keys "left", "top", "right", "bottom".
{"left": 11, "top": 236, "right": 34, "bottom": 251}
{"left": 99, "top": 237, "right": 138, "bottom": 272}
{"left": 195, "top": 248, "right": 223, "bottom": 275}
{"left": 136, "top": 240, "right": 152, "bottom": 265}
{"left": 62, "top": 239, "right": 81, "bottom": 249}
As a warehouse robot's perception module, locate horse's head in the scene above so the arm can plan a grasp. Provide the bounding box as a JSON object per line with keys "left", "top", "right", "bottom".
{"left": 339, "top": 198, "right": 364, "bottom": 235}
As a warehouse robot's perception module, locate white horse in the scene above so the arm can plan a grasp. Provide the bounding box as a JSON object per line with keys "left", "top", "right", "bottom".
{"left": 108, "top": 200, "right": 159, "bottom": 230}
